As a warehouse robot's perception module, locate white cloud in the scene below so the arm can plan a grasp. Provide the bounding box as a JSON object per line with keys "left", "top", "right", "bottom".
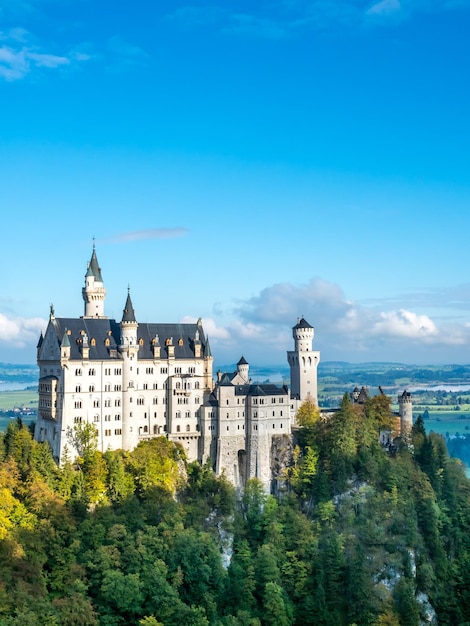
{"left": 0, "top": 314, "right": 46, "bottom": 348}
{"left": 371, "top": 309, "right": 438, "bottom": 338}
{"left": 366, "top": 0, "right": 402, "bottom": 16}
{"left": 0, "top": 28, "right": 87, "bottom": 81}
{"left": 105, "top": 228, "right": 189, "bottom": 243}
{"left": 180, "top": 316, "right": 230, "bottom": 339}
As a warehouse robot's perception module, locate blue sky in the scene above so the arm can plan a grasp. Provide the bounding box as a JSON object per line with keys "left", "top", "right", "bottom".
{"left": 1, "top": 0, "right": 470, "bottom": 367}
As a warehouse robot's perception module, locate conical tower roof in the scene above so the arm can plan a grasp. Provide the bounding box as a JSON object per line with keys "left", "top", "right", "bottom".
{"left": 86, "top": 244, "right": 104, "bottom": 282}
{"left": 121, "top": 289, "right": 136, "bottom": 323}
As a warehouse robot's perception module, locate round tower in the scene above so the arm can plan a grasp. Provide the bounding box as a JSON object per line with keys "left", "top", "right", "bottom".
{"left": 120, "top": 289, "right": 139, "bottom": 450}
{"left": 237, "top": 356, "right": 249, "bottom": 383}
{"left": 287, "top": 317, "right": 320, "bottom": 405}
{"left": 398, "top": 390, "right": 413, "bottom": 439}
{"left": 82, "top": 244, "right": 107, "bottom": 318}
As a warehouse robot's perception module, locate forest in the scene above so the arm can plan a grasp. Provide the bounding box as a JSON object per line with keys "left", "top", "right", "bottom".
{"left": 1, "top": 394, "right": 470, "bottom": 626}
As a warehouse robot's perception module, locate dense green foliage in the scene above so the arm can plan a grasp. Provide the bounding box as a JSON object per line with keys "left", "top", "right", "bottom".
{"left": 1, "top": 406, "right": 470, "bottom": 625}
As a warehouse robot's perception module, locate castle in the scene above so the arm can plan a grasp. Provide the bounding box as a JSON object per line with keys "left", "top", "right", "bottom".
{"left": 34, "top": 246, "right": 319, "bottom": 490}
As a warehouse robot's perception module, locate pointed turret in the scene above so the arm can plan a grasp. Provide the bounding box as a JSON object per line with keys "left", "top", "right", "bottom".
{"left": 82, "top": 243, "right": 107, "bottom": 318}
{"left": 60, "top": 329, "right": 71, "bottom": 363}
{"left": 204, "top": 337, "right": 212, "bottom": 358}
{"left": 120, "top": 288, "right": 139, "bottom": 451}
{"left": 121, "top": 289, "right": 136, "bottom": 323}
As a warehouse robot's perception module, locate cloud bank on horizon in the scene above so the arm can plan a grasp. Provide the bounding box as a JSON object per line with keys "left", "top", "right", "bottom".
{"left": 2, "top": 273, "right": 467, "bottom": 366}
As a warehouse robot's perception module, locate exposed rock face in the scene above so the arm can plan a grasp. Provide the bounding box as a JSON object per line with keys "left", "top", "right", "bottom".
{"left": 271, "top": 434, "right": 293, "bottom": 494}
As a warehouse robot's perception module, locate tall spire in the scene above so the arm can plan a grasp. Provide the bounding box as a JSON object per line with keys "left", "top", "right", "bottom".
{"left": 82, "top": 242, "right": 107, "bottom": 318}
{"left": 121, "top": 287, "right": 136, "bottom": 323}
{"left": 86, "top": 242, "right": 104, "bottom": 282}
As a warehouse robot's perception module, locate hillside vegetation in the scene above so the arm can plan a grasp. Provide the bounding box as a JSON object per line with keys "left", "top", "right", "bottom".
{"left": 1, "top": 394, "right": 470, "bottom": 626}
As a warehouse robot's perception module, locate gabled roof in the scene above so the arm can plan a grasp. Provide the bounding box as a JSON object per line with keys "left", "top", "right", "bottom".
{"left": 237, "top": 356, "right": 248, "bottom": 365}
{"left": 234, "top": 383, "right": 289, "bottom": 397}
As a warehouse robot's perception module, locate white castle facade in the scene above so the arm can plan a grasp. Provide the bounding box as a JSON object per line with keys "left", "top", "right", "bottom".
{"left": 34, "top": 247, "right": 319, "bottom": 490}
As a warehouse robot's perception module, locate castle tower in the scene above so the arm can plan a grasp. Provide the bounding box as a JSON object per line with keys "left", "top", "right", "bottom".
{"left": 398, "top": 390, "right": 413, "bottom": 439}
{"left": 120, "top": 289, "right": 139, "bottom": 450}
{"left": 236, "top": 356, "right": 249, "bottom": 383}
{"left": 287, "top": 317, "right": 320, "bottom": 405}
{"left": 82, "top": 244, "right": 107, "bottom": 318}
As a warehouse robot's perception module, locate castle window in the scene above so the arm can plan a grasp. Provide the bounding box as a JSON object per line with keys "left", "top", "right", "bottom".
{"left": 253, "top": 425, "right": 257, "bottom": 431}
{"left": 195, "top": 381, "right": 200, "bottom": 389}
{"left": 74, "top": 401, "right": 82, "bottom": 409}
{"left": 114, "top": 385, "right": 121, "bottom": 391}
{"left": 75, "top": 369, "right": 82, "bottom": 376}
{"left": 74, "top": 416, "right": 82, "bottom": 423}
{"left": 75, "top": 385, "right": 81, "bottom": 393}
{"left": 176, "top": 411, "right": 181, "bottom": 418}
{"left": 105, "top": 415, "right": 111, "bottom": 421}
{"left": 195, "top": 397, "right": 200, "bottom": 404}
{"left": 146, "top": 367, "right": 153, "bottom": 374}
{"left": 178, "top": 338, "right": 183, "bottom": 346}
{"left": 114, "top": 368, "right": 121, "bottom": 375}
{"left": 176, "top": 382, "right": 181, "bottom": 389}
{"left": 89, "top": 385, "right": 95, "bottom": 392}
{"left": 153, "top": 397, "right": 158, "bottom": 405}
{"left": 115, "top": 414, "right": 121, "bottom": 421}
{"left": 143, "top": 383, "right": 148, "bottom": 390}
{"left": 185, "top": 411, "right": 190, "bottom": 418}
{"left": 189, "top": 367, "right": 195, "bottom": 374}
{"left": 115, "top": 399, "right": 121, "bottom": 407}
{"left": 137, "top": 397, "right": 144, "bottom": 405}
{"left": 105, "top": 399, "right": 111, "bottom": 407}
{"left": 153, "top": 425, "right": 158, "bottom": 434}
{"left": 273, "top": 424, "right": 275, "bottom": 429}
{"left": 280, "top": 411, "right": 283, "bottom": 416}
{"left": 94, "top": 415, "right": 100, "bottom": 422}
{"left": 226, "top": 413, "right": 229, "bottom": 418}
{"left": 105, "top": 338, "right": 110, "bottom": 346}
{"left": 89, "top": 369, "right": 95, "bottom": 376}
{"left": 105, "top": 368, "right": 111, "bottom": 375}
{"left": 272, "top": 398, "right": 276, "bottom": 403}
{"left": 175, "top": 367, "right": 182, "bottom": 374}
{"left": 280, "top": 423, "right": 283, "bottom": 429}
{"left": 105, "top": 429, "right": 111, "bottom": 436}
{"left": 115, "top": 429, "right": 122, "bottom": 435}
{"left": 143, "top": 425, "right": 148, "bottom": 433}
{"left": 226, "top": 399, "right": 229, "bottom": 405}
{"left": 91, "top": 338, "right": 96, "bottom": 346}
{"left": 93, "top": 400, "right": 100, "bottom": 408}
{"left": 160, "top": 367, "right": 167, "bottom": 374}
{"left": 176, "top": 425, "right": 181, "bottom": 432}
{"left": 186, "top": 424, "right": 190, "bottom": 432}
{"left": 273, "top": 411, "right": 275, "bottom": 417}
{"left": 139, "top": 338, "right": 144, "bottom": 346}
{"left": 227, "top": 425, "right": 229, "bottom": 431}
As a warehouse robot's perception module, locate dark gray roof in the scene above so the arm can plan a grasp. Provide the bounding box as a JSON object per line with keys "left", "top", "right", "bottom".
{"left": 121, "top": 291, "right": 136, "bottom": 323}
{"left": 44, "top": 318, "right": 210, "bottom": 361}
{"left": 294, "top": 317, "right": 313, "bottom": 330}
{"left": 218, "top": 373, "right": 233, "bottom": 386}
{"left": 234, "top": 383, "right": 288, "bottom": 397}
{"left": 49, "top": 317, "right": 122, "bottom": 361}
{"left": 237, "top": 356, "right": 248, "bottom": 365}
{"left": 86, "top": 246, "right": 103, "bottom": 282}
